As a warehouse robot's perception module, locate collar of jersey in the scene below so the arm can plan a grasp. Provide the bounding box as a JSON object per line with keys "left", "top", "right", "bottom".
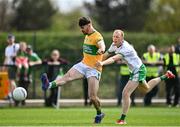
{"left": 87, "top": 31, "right": 96, "bottom": 36}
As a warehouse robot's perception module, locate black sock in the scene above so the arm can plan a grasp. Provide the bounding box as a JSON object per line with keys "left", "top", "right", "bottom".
{"left": 97, "top": 110, "right": 101, "bottom": 115}
{"left": 120, "top": 114, "right": 126, "bottom": 120}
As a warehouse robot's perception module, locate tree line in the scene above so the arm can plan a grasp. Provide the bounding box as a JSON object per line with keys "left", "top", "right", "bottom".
{"left": 0, "top": 0, "right": 180, "bottom": 33}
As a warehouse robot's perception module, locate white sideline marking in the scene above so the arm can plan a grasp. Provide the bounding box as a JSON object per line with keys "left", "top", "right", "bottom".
{"left": 0, "top": 98, "right": 166, "bottom": 103}
{"left": 0, "top": 125, "right": 180, "bottom": 127}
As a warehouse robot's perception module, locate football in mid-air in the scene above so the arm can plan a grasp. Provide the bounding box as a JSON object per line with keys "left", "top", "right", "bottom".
{"left": 12, "top": 87, "right": 27, "bottom": 101}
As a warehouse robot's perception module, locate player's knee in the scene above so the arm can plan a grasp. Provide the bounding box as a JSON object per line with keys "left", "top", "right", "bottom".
{"left": 62, "top": 74, "right": 70, "bottom": 83}
{"left": 122, "top": 90, "right": 130, "bottom": 99}
{"left": 144, "top": 89, "right": 149, "bottom": 94}
{"left": 89, "top": 95, "right": 96, "bottom": 102}
{"left": 138, "top": 84, "right": 149, "bottom": 94}
{"left": 142, "top": 86, "right": 149, "bottom": 94}
{"left": 64, "top": 73, "right": 74, "bottom": 82}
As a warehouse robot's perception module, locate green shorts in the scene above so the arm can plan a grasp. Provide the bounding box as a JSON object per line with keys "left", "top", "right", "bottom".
{"left": 129, "top": 64, "right": 147, "bottom": 82}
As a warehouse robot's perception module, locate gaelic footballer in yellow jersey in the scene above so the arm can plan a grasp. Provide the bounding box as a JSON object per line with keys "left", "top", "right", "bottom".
{"left": 41, "top": 17, "right": 106, "bottom": 124}
{"left": 82, "top": 31, "right": 104, "bottom": 72}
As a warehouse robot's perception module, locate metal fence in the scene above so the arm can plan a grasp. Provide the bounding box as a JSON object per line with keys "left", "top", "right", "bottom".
{"left": 0, "top": 63, "right": 171, "bottom": 101}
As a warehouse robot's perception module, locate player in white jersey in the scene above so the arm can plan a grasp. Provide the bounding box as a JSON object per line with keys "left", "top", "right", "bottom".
{"left": 108, "top": 39, "right": 143, "bottom": 74}
{"left": 96, "top": 29, "right": 175, "bottom": 125}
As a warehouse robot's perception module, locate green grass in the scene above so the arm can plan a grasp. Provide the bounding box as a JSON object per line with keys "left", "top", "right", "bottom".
{"left": 0, "top": 107, "right": 180, "bottom": 126}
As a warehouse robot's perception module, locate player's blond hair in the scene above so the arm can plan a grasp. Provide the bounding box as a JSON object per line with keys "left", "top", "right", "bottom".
{"left": 114, "top": 29, "right": 124, "bottom": 38}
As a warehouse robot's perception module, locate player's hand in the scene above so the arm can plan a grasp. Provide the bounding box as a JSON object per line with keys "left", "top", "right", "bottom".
{"left": 96, "top": 49, "right": 104, "bottom": 55}
{"left": 95, "top": 61, "right": 103, "bottom": 68}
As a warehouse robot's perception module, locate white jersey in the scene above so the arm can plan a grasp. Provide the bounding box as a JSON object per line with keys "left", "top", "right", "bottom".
{"left": 5, "top": 43, "right": 19, "bottom": 65}
{"left": 108, "top": 40, "right": 143, "bottom": 73}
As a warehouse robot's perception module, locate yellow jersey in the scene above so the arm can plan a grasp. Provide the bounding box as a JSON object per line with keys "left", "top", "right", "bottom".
{"left": 82, "top": 31, "right": 104, "bottom": 72}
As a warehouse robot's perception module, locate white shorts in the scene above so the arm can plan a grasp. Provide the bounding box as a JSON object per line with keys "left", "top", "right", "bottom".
{"left": 72, "top": 62, "right": 101, "bottom": 80}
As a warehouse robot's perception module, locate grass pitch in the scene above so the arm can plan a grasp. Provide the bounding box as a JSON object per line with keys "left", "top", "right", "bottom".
{"left": 0, "top": 106, "right": 180, "bottom": 126}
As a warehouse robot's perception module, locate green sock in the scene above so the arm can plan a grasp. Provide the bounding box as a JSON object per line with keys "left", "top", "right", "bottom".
{"left": 97, "top": 110, "right": 101, "bottom": 115}
{"left": 49, "top": 81, "right": 57, "bottom": 89}
{"left": 120, "top": 114, "right": 126, "bottom": 120}
{"left": 160, "top": 75, "right": 168, "bottom": 81}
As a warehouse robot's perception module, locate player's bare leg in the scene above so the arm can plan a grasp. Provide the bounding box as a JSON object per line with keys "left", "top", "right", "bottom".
{"left": 88, "top": 77, "right": 100, "bottom": 112}
{"left": 41, "top": 68, "right": 84, "bottom": 90}
{"left": 139, "top": 70, "right": 175, "bottom": 94}
{"left": 55, "top": 68, "right": 84, "bottom": 86}
{"left": 88, "top": 76, "right": 104, "bottom": 123}
{"left": 9, "top": 80, "right": 16, "bottom": 104}
{"left": 117, "top": 80, "right": 138, "bottom": 125}
{"left": 122, "top": 81, "right": 138, "bottom": 114}
{"left": 117, "top": 70, "right": 175, "bottom": 125}
{"left": 138, "top": 78, "right": 161, "bottom": 94}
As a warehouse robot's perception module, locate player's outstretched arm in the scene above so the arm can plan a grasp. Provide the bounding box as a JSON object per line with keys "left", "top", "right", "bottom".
{"left": 103, "top": 54, "right": 122, "bottom": 65}
{"left": 102, "top": 52, "right": 111, "bottom": 61}
{"left": 96, "top": 54, "right": 122, "bottom": 67}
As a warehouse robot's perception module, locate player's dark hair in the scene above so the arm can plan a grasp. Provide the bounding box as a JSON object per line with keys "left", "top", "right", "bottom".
{"left": 78, "top": 17, "right": 91, "bottom": 27}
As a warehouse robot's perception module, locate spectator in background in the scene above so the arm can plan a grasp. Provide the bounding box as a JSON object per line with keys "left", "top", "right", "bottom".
{"left": 26, "top": 44, "right": 42, "bottom": 82}
{"left": 3, "top": 34, "right": 19, "bottom": 103}
{"left": 26, "top": 45, "right": 42, "bottom": 65}
{"left": 43, "top": 49, "right": 68, "bottom": 107}
{"left": 164, "top": 45, "right": 180, "bottom": 107}
{"left": 26, "top": 44, "right": 42, "bottom": 90}
{"left": 142, "top": 44, "right": 163, "bottom": 106}
{"left": 15, "top": 42, "right": 29, "bottom": 81}
{"left": 15, "top": 44, "right": 42, "bottom": 107}
{"left": 175, "top": 36, "right": 180, "bottom": 54}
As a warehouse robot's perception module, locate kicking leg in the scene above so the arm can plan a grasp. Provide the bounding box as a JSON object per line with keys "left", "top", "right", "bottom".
{"left": 139, "top": 70, "right": 175, "bottom": 94}
{"left": 54, "top": 68, "right": 84, "bottom": 86}
{"left": 41, "top": 67, "right": 84, "bottom": 91}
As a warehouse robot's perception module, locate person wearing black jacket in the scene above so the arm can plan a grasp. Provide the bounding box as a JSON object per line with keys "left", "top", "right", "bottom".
{"left": 43, "top": 49, "right": 68, "bottom": 107}
{"left": 164, "top": 45, "right": 179, "bottom": 107}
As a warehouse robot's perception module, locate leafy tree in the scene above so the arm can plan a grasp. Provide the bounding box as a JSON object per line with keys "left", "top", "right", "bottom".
{"left": 11, "top": 0, "right": 56, "bottom": 30}
{"left": 144, "top": 0, "right": 180, "bottom": 33}
{"left": 49, "top": 9, "right": 82, "bottom": 32}
{"left": 85, "top": 0, "right": 151, "bottom": 31}
{"left": 0, "top": 0, "right": 14, "bottom": 31}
